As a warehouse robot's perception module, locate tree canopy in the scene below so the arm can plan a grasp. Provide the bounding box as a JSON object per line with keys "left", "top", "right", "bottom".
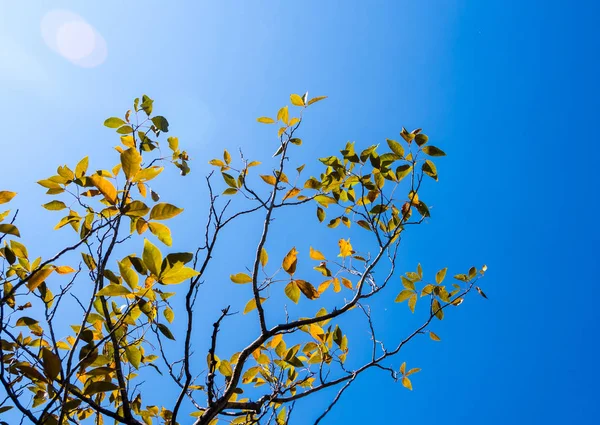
{"left": 0, "top": 93, "right": 486, "bottom": 425}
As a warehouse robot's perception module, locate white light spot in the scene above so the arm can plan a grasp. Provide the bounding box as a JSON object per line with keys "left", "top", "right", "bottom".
{"left": 41, "top": 10, "right": 107, "bottom": 68}
{"left": 56, "top": 21, "right": 96, "bottom": 61}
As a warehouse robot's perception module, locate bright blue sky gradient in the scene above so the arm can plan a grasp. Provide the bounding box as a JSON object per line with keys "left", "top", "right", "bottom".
{"left": 1, "top": 1, "right": 598, "bottom": 424}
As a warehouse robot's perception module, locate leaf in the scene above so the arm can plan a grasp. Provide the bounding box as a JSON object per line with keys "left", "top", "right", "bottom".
{"left": 244, "top": 297, "right": 266, "bottom": 314}
{"left": 430, "top": 331, "right": 441, "bottom": 341}
{"left": 54, "top": 266, "right": 75, "bottom": 274}
{"left": 118, "top": 261, "right": 139, "bottom": 290}
{"left": 104, "top": 117, "right": 126, "bottom": 128}
{"left": 408, "top": 294, "right": 417, "bottom": 313}
{"left": 75, "top": 156, "right": 89, "bottom": 178}
{"left": 0, "top": 191, "right": 16, "bottom": 204}
{"left": 160, "top": 262, "right": 199, "bottom": 284}
{"left": 421, "top": 146, "right": 446, "bottom": 157}
{"left": 260, "top": 247, "right": 268, "bottom": 267}
{"left": 41, "top": 348, "right": 61, "bottom": 380}
{"left": 125, "top": 346, "right": 142, "bottom": 369}
{"left": 432, "top": 299, "right": 443, "bottom": 319}
{"left": 27, "top": 268, "right": 54, "bottom": 292}
{"left": 230, "top": 273, "right": 252, "bottom": 284}
{"left": 290, "top": 94, "right": 304, "bottom": 106}
{"left": 89, "top": 175, "right": 117, "bottom": 205}
{"left": 282, "top": 247, "right": 298, "bottom": 275}
{"left": 395, "top": 289, "right": 413, "bottom": 303}
{"left": 85, "top": 381, "right": 118, "bottom": 395}
{"left": 283, "top": 187, "right": 300, "bottom": 200}
{"left": 96, "top": 284, "right": 131, "bottom": 297}
{"left": 476, "top": 286, "right": 488, "bottom": 299}
{"left": 402, "top": 376, "right": 413, "bottom": 391}
{"left": 157, "top": 323, "right": 175, "bottom": 340}
{"left": 148, "top": 222, "right": 172, "bottom": 246}
{"left": 121, "top": 148, "right": 142, "bottom": 180}
{"left": 314, "top": 195, "right": 336, "bottom": 208}
{"left": 308, "top": 96, "right": 327, "bottom": 105}
{"left": 260, "top": 175, "right": 277, "bottom": 185}
{"left": 436, "top": 268, "right": 448, "bottom": 284}
{"left": 295, "top": 280, "right": 319, "bottom": 300}
{"left": 164, "top": 307, "right": 175, "bottom": 323}
{"left": 386, "top": 139, "right": 405, "bottom": 157}
{"left": 422, "top": 160, "right": 438, "bottom": 181}
{"left": 338, "top": 239, "right": 353, "bottom": 258}
{"left": 316, "top": 207, "right": 325, "bottom": 222}
{"left": 42, "top": 200, "right": 67, "bottom": 211}
{"left": 151, "top": 116, "right": 169, "bottom": 132}
{"left": 0, "top": 224, "right": 19, "bottom": 237}
{"left": 284, "top": 281, "right": 300, "bottom": 304}
{"left": 150, "top": 203, "right": 183, "bottom": 220}
{"left": 142, "top": 239, "right": 162, "bottom": 277}
{"left": 257, "top": 117, "right": 275, "bottom": 124}
{"left": 309, "top": 247, "right": 326, "bottom": 261}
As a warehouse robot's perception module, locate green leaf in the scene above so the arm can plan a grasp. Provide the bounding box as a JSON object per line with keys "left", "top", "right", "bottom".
{"left": 151, "top": 116, "right": 169, "bottom": 132}
{"left": 96, "top": 284, "right": 131, "bottom": 297}
{"left": 157, "top": 323, "right": 175, "bottom": 340}
{"left": 149, "top": 203, "right": 184, "bottom": 220}
{"left": 230, "top": 273, "right": 252, "bottom": 284}
{"left": 421, "top": 146, "right": 446, "bottom": 157}
{"left": 142, "top": 239, "right": 162, "bottom": 277}
{"left": 104, "top": 117, "right": 126, "bottom": 128}
{"left": 284, "top": 281, "right": 300, "bottom": 304}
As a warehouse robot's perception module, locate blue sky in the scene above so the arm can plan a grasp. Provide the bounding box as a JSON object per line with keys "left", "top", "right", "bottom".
{"left": 1, "top": 1, "right": 598, "bottom": 424}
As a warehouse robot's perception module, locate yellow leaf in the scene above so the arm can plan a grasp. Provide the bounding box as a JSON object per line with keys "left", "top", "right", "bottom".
{"left": 257, "top": 117, "right": 275, "bottom": 124}
{"left": 282, "top": 247, "right": 298, "bottom": 275}
{"left": 89, "top": 175, "right": 117, "bottom": 205}
{"left": 149, "top": 203, "right": 183, "bottom": 220}
{"left": 54, "top": 266, "right": 75, "bottom": 274}
{"left": 430, "top": 331, "right": 441, "bottom": 341}
{"left": 148, "top": 222, "right": 172, "bottom": 246}
{"left": 290, "top": 94, "right": 304, "bottom": 107}
{"left": 142, "top": 239, "right": 162, "bottom": 277}
{"left": 230, "top": 273, "right": 252, "bottom": 284}
{"left": 75, "top": 156, "right": 89, "bottom": 178}
{"left": 96, "top": 284, "right": 132, "bottom": 297}
{"left": 160, "top": 262, "right": 199, "bottom": 284}
{"left": 402, "top": 376, "right": 413, "bottom": 391}
{"left": 295, "top": 280, "right": 319, "bottom": 300}
{"left": 243, "top": 297, "right": 266, "bottom": 314}
{"left": 27, "top": 267, "right": 54, "bottom": 292}
{"left": 282, "top": 187, "right": 300, "bottom": 201}
{"left": 338, "top": 239, "right": 353, "bottom": 258}
{"left": 120, "top": 135, "right": 136, "bottom": 148}
{"left": 260, "top": 247, "right": 268, "bottom": 267}
{"left": 121, "top": 148, "right": 142, "bottom": 180}
{"left": 307, "top": 96, "right": 327, "bottom": 105}
{"left": 0, "top": 191, "right": 16, "bottom": 205}
{"left": 277, "top": 106, "right": 289, "bottom": 124}
{"left": 436, "top": 268, "right": 448, "bottom": 284}
{"left": 341, "top": 277, "right": 353, "bottom": 289}
{"left": 284, "top": 281, "right": 300, "bottom": 303}
{"left": 260, "top": 175, "right": 277, "bottom": 185}
{"left": 309, "top": 247, "right": 326, "bottom": 261}
{"left": 408, "top": 294, "right": 417, "bottom": 313}
{"left": 132, "top": 166, "right": 164, "bottom": 183}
